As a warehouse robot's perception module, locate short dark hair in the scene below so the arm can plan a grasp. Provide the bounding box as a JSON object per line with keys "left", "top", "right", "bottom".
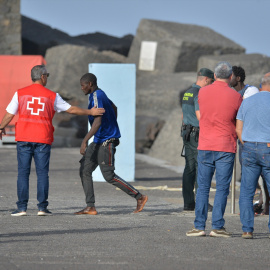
{"left": 232, "top": 66, "right": 246, "bottom": 83}
{"left": 80, "top": 73, "right": 97, "bottom": 85}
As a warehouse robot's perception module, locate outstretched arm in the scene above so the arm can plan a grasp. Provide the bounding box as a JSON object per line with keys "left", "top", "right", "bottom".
{"left": 80, "top": 116, "right": 102, "bottom": 155}
{"left": 0, "top": 112, "right": 15, "bottom": 140}
{"left": 66, "top": 105, "right": 105, "bottom": 116}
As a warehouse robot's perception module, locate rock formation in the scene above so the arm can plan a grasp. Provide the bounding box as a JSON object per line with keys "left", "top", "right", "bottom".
{"left": 0, "top": 0, "right": 21, "bottom": 55}
{"left": 21, "top": 16, "right": 133, "bottom": 57}
{"left": 127, "top": 19, "right": 245, "bottom": 73}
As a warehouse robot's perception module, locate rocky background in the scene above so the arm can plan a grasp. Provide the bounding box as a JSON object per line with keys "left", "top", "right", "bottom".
{"left": 0, "top": 0, "right": 21, "bottom": 55}
{"left": 1, "top": 0, "right": 270, "bottom": 181}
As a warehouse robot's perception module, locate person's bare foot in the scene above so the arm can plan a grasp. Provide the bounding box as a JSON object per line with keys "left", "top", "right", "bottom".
{"left": 261, "top": 207, "right": 269, "bottom": 215}
{"left": 74, "top": 206, "right": 98, "bottom": 215}
{"left": 134, "top": 195, "right": 148, "bottom": 213}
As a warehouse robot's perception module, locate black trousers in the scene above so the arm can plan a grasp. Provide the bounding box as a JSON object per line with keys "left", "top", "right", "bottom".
{"left": 182, "top": 131, "right": 198, "bottom": 209}
{"left": 79, "top": 141, "right": 141, "bottom": 207}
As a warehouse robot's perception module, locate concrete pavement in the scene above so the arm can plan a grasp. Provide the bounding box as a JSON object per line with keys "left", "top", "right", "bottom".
{"left": 0, "top": 148, "right": 270, "bottom": 270}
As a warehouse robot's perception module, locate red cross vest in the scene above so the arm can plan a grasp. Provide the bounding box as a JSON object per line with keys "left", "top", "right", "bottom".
{"left": 16, "top": 84, "right": 56, "bottom": 145}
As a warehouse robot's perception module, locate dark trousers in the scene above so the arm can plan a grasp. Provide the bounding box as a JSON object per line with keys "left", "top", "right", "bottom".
{"left": 79, "top": 142, "right": 141, "bottom": 207}
{"left": 182, "top": 131, "right": 198, "bottom": 209}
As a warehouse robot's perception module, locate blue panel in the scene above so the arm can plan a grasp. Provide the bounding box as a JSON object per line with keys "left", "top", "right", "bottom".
{"left": 88, "top": 64, "right": 136, "bottom": 182}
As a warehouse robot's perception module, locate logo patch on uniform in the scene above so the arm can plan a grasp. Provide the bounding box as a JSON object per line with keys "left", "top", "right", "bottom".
{"left": 27, "top": 97, "right": 45, "bottom": 115}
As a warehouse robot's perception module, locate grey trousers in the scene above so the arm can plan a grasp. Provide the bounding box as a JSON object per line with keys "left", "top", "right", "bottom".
{"left": 79, "top": 141, "right": 141, "bottom": 207}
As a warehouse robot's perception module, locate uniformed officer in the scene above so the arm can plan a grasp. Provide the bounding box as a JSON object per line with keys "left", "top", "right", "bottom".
{"left": 181, "top": 68, "right": 214, "bottom": 211}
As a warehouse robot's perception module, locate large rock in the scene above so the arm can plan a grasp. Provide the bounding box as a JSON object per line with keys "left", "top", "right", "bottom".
{"left": 245, "top": 74, "right": 263, "bottom": 88}
{"left": 0, "top": 0, "right": 21, "bottom": 54}
{"left": 45, "top": 44, "right": 126, "bottom": 103}
{"left": 22, "top": 16, "right": 133, "bottom": 57}
{"left": 75, "top": 32, "right": 133, "bottom": 57}
{"left": 22, "top": 16, "right": 92, "bottom": 56}
{"left": 136, "top": 71, "right": 196, "bottom": 119}
{"left": 198, "top": 53, "right": 270, "bottom": 76}
{"left": 148, "top": 108, "right": 184, "bottom": 167}
{"left": 135, "top": 70, "right": 195, "bottom": 154}
{"left": 135, "top": 115, "right": 165, "bottom": 153}
{"left": 128, "top": 19, "right": 245, "bottom": 73}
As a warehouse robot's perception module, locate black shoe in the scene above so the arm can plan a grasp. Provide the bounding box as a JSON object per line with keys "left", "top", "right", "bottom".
{"left": 37, "top": 209, "right": 52, "bottom": 216}
{"left": 184, "top": 206, "right": 195, "bottom": 211}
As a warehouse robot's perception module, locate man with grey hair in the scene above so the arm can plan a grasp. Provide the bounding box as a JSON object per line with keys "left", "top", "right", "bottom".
{"left": 186, "top": 61, "right": 242, "bottom": 237}
{"left": 0, "top": 65, "right": 104, "bottom": 216}
{"left": 236, "top": 72, "right": 270, "bottom": 239}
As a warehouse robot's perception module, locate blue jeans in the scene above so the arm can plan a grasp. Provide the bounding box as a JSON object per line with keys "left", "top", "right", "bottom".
{"left": 194, "top": 150, "right": 235, "bottom": 230}
{"left": 239, "top": 142, "right": 270, "bottom": 233}
{"left": 16, "top": 141, "right": 51, "bottom": 211}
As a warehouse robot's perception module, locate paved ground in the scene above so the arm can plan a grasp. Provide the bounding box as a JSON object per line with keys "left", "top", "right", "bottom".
{"left": 0, "top": 148, "right": 270, "bottom": 270}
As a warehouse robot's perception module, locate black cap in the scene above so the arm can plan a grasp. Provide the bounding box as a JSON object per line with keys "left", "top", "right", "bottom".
{"left": 198, "top": 68, "right": 214, "bottom": 80}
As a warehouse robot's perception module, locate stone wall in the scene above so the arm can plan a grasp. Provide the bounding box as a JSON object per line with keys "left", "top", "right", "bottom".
{"left": 0, "top": 0, "right": 21, "bottom": 54}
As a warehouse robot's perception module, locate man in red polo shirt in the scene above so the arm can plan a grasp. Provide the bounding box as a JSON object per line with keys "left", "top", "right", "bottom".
{"left": 186, "top": 61, "right": 242, "bottom": 237}
{"left": 0, "top": 65, "right": 104, "bottom": 216}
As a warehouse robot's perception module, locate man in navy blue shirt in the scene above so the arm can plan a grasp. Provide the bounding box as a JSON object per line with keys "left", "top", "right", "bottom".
{"left": 75, "top": 73, "right": 148, "bottom": 215}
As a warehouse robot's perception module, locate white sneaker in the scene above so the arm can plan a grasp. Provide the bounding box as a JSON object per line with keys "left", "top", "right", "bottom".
{"left": 11, "top": 210, "right": 27, "bottom": 216}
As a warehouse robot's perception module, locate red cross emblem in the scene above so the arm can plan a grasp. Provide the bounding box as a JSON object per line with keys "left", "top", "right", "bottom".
{"left": 27, "top": 97, "right": 45, "bottom": 115}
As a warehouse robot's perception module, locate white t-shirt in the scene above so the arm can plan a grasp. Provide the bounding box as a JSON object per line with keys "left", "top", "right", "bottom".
{"left": 6, "top": 92, "right": 71, "bottom": 115}
{"left": 243, "top": 85, "right": 259, "bottom": 99}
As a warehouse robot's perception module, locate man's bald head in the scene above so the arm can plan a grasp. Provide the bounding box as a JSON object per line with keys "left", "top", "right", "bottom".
{"left": 261, "top": 73, "right": 270, "bottom": 91}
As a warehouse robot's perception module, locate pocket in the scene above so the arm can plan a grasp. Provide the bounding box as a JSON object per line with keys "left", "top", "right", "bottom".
{"left": 79, "top": 156, "right": 85, "bottom": 164}
{"left": 242, "top": 150, "right": 253, "bottom": 167}
{"left": 103, "top": 143, "right": 116, "bottom": 167}
{"left": 17, "top": 141, "right": 31, "bottom": 152}
{"left": 262, "top": 154, "right": 270, "bottom": 167}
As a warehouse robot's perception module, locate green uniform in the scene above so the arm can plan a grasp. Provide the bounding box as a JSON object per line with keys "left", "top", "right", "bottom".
{"left": 181, "top": 84, "right": 200, "bottom": 210}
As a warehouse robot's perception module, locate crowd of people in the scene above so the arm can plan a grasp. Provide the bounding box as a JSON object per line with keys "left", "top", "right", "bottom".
{"left": 0, "top": 62, "right": 270, "bottom": 240}
{"left": 182, "top": 61, "right": 270, "bottom": 239}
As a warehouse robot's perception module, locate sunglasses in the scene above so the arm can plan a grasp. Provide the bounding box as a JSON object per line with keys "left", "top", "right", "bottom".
{"left": 42, "top": 73, "right": 50, "bottom": 77}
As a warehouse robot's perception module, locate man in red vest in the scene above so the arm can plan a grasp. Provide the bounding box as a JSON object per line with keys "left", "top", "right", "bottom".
{"left": 0, "top": 65, "right": 104, "bottom": 216}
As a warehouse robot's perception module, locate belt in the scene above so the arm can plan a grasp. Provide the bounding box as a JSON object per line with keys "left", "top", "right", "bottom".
{"left": 182, "top": 124, "right": 199, "bottom": 132}
{"left": 102, "top": 138, "right": 119, "bottom": 147}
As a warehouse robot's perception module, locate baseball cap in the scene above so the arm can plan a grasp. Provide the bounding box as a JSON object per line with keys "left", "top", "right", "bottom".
{"left": 198, "top": 68, "right": 214, "bottom": 80}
